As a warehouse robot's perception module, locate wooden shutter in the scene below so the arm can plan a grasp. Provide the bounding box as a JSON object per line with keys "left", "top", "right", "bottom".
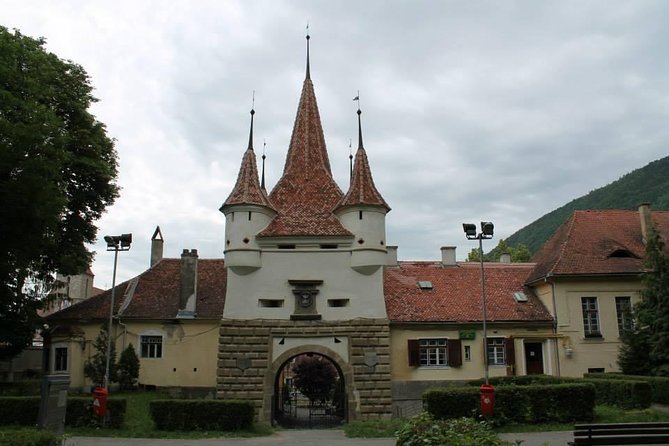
{"left": 504, "top": 337, "right": 516, "bottom": 366}
{"left": 448, "top": 339, "right": 462, "bottom": 367}
{"left": 408, "top": 339, "right": 420, "bottom": 367}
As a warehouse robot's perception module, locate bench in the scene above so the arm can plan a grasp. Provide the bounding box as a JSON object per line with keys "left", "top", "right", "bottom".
{"left": 571, "top": 422, "right": 669, "bottom": 445}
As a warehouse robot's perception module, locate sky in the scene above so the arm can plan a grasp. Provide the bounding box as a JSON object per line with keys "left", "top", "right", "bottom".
{"left": 3, "top": 1, "right": 669, "bottom": 288}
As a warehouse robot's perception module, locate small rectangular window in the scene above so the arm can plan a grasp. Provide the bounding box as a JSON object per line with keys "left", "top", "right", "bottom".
{"left": 464, "top": 345, "right": 471, "bottom": 361}
{"left": 487, "top": 338, "right": 505, "bottom": 365}
{"left": 616, "top": 296, "right": 632, "bottom": 335}
{"left": 588, "top": 367, "right": 605, "bottom": 373}
{"left": 140, "top": 335, "right": 163, "bottom": 359}
{"left": 54, "top": 347, "right": 68, "bottom": 372}
{"left": 359, "top": 211, "right": 363, "bottom": 220}
{"left": 320, "top": 244, "right": 338, "bottom": 249}
{"left": 259, "top": 299, "right": 284, "bottom": 308}
{"left": 278, "top": 244, "right": 296, "bottom": 249}
{"left": 328, "top": 299, "right": 350, "bottom": 307}
{"left": 581, "top": 297, "right": 601, "bottom": 337}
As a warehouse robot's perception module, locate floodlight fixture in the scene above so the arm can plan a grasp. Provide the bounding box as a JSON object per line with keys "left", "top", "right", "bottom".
{"left": 481, "top": 222, "right": 494, "bottom": 238}
{"left": 463, "top": 223, "right": 477, "bottom": 239}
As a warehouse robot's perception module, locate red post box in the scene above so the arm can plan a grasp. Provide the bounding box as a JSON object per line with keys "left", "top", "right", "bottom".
{"left": 480, "top": 383, "right": 495, "bottom": 416}
{"left": 92, "top": 387, "right": 108, "bottom": 417}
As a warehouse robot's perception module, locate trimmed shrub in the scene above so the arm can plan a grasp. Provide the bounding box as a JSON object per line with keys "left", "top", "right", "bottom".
{"left": 0, "top": 381, "right": 41, "bottom": 396}
{"left": 396, "top": 412, "right": 510, "bottom": 446}
{"left": 467, "top": 375, "right": 579, "bottom": 387}
{"left": 0, "top": 397, "right": 41, "bottom": 425}
{"left": 0, "top": 429, "right": 61, "bottom": 446}
{"left": 0, "top": 396, "right": 127, "bottom": 428}
{"left": 584, "top": 378, "right": 652, "bottom": 409}
{"left": 424, "top": 383, "right": 595, "bottom": 425}
{"left": 584, "top": 373, "right": 669, "bottom": 404}
{"left": 150, "top": 399, "right": 254, "bottom": 431}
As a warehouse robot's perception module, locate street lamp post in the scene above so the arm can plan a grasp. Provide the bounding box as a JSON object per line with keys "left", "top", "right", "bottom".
{"left": 103, "top": 234, "right": 132, "bottom": 390}
{"left": 462, "top": 222, "right": 494, "bottom": 384}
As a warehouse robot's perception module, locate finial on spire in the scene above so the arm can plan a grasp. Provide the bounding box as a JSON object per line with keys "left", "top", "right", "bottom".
{"left": 349, "top": 138, "right": 353, "bottom": 181}
{"left": 354, "top": 92, "right": 364, "bottom": 149}
{"left": 261, "top": 139, "right": 267, "bottom": 190}
{"left": 247, "top": 91, "right": 256, "bottom": 151}
{"left": 305, "top": 23, "right": 311, "bottom": 80}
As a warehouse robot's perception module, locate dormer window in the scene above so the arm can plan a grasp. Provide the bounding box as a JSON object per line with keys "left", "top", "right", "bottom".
{"left": 608, "top": 249, "right": 637, "bottom": 258}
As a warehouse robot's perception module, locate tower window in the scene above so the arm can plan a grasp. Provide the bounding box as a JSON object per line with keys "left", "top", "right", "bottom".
{"left": 320, "top": 244, "right": 338, "bottom": 249}
{"left": 248, "top": 211, "right": 252, "bottom": 221}
{"left": 278, "top": 244, "right": 296, "bottom": 249}
{"left": 259, "top": 299, "right": 284, "bottom": 308}
{"left": 328, "top": 298, "right": 350, "bottom": 307}
{"left": 359, "top": 210, "right": 363, "bottom": 220}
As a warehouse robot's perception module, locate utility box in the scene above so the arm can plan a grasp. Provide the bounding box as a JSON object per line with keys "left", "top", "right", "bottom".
{"left": 37, "top": 374, "right": 70, "bottom": 434}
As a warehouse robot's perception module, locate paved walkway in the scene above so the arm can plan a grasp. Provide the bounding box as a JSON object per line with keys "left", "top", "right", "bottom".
{"left": 64, "top": 429, "right": 575, "bottom": 446}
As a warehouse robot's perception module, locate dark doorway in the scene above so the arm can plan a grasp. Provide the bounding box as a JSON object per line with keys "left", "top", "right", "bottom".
{"left": 274, "top": 353, "right": 346, "bottom": 428}
{"left": 524, "top": 342, "right": 544, "bottom": 374}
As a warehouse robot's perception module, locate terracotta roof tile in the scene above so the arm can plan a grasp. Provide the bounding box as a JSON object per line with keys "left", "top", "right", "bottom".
{"left": 527, "top": 210, "right": 669, "bottom": 283}
{"left": 48, "top": 259, "right": 226, "bottom": 321}
{"left": 260, "top": 78, "right": 350, "bottom": 238}
{"left": 338, "top": 146, "right": 390, "bottom": 211}
{"left": 384, "top": 262, "right": 552, "bottom": 322}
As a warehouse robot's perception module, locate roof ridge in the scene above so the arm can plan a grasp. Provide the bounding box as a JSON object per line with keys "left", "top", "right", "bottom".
{"left": 550, "top": 211, "right": 579, "bottom": 276}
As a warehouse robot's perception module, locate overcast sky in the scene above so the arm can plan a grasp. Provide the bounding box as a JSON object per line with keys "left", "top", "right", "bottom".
{"left": 4, "top": 1, "right": 669, "bottom": 288}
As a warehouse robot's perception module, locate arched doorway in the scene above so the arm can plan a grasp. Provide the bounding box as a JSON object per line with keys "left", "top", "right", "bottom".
{"left": 273, "top": 352, "right": 346, "bottom": 428}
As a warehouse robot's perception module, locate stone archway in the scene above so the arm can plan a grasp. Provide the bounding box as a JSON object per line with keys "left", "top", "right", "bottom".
{"left": 262, "top": 345, "right": 356, "bottom": 426}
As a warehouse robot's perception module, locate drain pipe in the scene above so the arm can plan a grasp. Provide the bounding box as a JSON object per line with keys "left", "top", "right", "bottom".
{"left": 116, "top": 317, "right": 128, "bottom": 351}
{"left": 546, "top": 274, "right": 561, "bottom": 377}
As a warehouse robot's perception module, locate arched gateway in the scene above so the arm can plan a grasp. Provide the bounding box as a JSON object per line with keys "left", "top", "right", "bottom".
{"left": 216, "top": 34, "right": 393, "bottom": 425}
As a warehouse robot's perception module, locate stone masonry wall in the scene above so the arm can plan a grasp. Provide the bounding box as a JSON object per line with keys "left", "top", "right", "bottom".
{"left": 217, "top": 318, "right": 392, "bottom": 423}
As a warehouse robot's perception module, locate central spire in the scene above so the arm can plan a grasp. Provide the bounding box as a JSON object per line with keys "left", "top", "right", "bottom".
{"left": 260, "top": 34, "right": 349, "bottom": 238}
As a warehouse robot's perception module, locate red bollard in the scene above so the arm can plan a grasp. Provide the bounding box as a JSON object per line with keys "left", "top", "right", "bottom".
{"left": 480, "top": 383, "right": 495, "bottom": 416}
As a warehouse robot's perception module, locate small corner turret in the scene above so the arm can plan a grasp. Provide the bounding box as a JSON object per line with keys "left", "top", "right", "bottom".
{"left": 335, "top": 105, "right": 390, "bottom": 274}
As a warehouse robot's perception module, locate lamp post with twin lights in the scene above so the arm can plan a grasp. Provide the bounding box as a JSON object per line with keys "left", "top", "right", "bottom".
{"left": 103, "top": 234, "right": 132, "bottom": 390}
{"left": 463, "top": 222, "right": 495, "bottom": 416}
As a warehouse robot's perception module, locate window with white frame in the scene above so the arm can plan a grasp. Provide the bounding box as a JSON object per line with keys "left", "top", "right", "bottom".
{"left": 419, "top": 338, "right": 448, "bottom": 366}
{"left": 140, "top": 335, "right": 163, "bottom": 358}
{"left": 581, "top": 297, "right": 601, "bottom": 337}
{"left": 487, "top": 338, "right": 505, "bottom": 365}
{"left": 53, "top": 345, "right": 68, "bottom": 372}
{"left": 615, "top": 296, "right": 633, "bottom": 335}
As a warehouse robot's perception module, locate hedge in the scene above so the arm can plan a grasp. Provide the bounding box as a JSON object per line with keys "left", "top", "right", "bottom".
{"left": 424, "top": 383, "right": 595, "bottom": 424}
{"left": 583, "top": 378, "right": 651, "bottom": 409}
{"left": 584, "top": 373, "right": 669, "bottom": 404}
{"left": 0, "top": 429, "right": 61, "bottom": 446}
{"left": 0, "top": 381, "right": 41, "bottom": 396}
{"left": 150, "top": 400, "right": 254, "bottom": 431}
{"left": 0, "top": 396, "right": 126, "bottom": 428}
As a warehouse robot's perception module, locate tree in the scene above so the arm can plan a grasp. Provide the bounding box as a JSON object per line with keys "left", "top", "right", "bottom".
{"left": 467, "top": 239, "right": 531, "bottom": 263}
{"left": 291, "top": 354, "right": 338, "bottom": 403}
{"left": 84, "top": 325, "right": 117, "bottom": 387}
{"left": 619, "top": 229, "right": 669, "bottom": 375}
{"left": 0, "top": 27, "right": 118, "bottom": 359}
{"left": 118, "top": 343, "right": 140, "bottom": 391}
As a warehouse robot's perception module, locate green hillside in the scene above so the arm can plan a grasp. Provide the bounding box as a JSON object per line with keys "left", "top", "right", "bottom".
{"left": 505, "top": 156, "right": 669, "bottom": 254}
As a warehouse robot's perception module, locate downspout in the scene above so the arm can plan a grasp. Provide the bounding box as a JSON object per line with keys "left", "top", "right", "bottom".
{"left": 546, "top": 273, "right": 561, "bottom": 377}
{"left": 116, "top": 317, "right": 127, "bottom": 351}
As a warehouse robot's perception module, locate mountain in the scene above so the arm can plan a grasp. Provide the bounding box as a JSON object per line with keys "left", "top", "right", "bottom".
{"left": 505, "top": 156, "right": 669, "bottom": 255}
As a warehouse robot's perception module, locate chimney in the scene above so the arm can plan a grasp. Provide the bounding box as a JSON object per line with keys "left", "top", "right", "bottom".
{"left": 441, "top": 246, "right": 456, "bottom": 266}
{"left": 178, "top": 249, "right": 198, "bottom": 319}
{"left": 499, "top": 252, "right": 511, "bottom": 263}
{"left": 150, "top": 226, "right": 164, "bottom": 267}
{"left": 639, "top": 203, "right": 652, "bottom": 244}
{"left": 386, "top": 246, "right": 398, "bottom": 266}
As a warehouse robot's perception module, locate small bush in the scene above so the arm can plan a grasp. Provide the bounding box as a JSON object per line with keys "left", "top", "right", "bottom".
{"left": 584, "top": 373, "right": 669, "bottom": 404}
{"left": 0, "top": 429, "right": 61, "bottom": 446}
{"left": 424, "top": 387, "right": 479, "bottom": 419}
{"left": 395, "top": 412, "right": 510, "bottom": 446}
{"left": 150, "top": 399, "right": 254, "bottom": 431}
{"left": 0, "top": 397, "right": 41, "bottom": 425}
{"left": 584, "top": 378, "right": 652, "bottom": 409}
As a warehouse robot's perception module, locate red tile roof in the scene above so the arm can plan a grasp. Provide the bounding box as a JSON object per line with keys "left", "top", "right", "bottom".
{"left": 527, "top": 210, "right": 669, "bottom": 283}
{"left": 384, "top": 262, "right": 552, "bottom": 323}
{"left": 221, "top": 146, "right": 274, "bottom": 210}
{"left": 259, "top": 78, "right": 351, "bottom": 238}
{"left": 47, "top": 259, "right": 226, "bottom": 321}
{"left": 338, "top": 145, "right": 390, "bottom": 212}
